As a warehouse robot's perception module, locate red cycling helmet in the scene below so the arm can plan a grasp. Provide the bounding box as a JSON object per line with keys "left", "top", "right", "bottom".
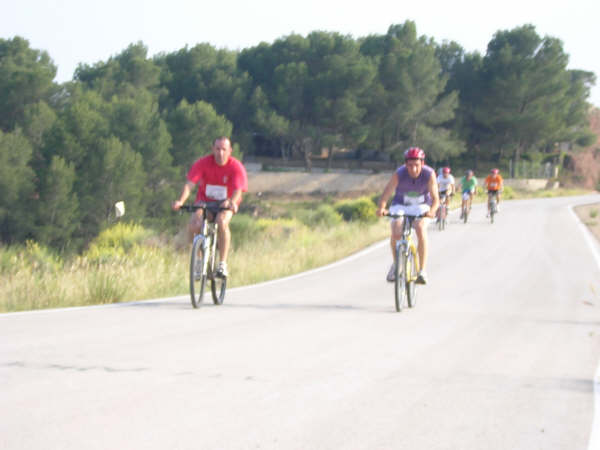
{"left": 404, "top": 147, "right": 425, "bottom": 161}
{"left": 491, "top": 168, "right": 499, "bottom": 175}
{"left": 442, "top": 167, "right": 451, "bottom": 174}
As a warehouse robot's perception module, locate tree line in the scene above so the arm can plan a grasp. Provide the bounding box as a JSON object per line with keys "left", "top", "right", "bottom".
{"left": 0, "top": 21, "right": 596, "bottom": 249}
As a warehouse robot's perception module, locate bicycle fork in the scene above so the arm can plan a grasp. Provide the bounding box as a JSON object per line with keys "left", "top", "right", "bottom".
{"left": 395, "top": 239, "right": 408, "bottom": 272}
{"left": 208, "top": 223, "right": 219, "bottom": 278}
{"left": 193, "top": 234, "right": 210, "bottom": 279}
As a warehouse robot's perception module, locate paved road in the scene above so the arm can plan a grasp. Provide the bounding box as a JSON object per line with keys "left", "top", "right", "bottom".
{"left": 2, "top": 195, "right": 600, "bottom": 450}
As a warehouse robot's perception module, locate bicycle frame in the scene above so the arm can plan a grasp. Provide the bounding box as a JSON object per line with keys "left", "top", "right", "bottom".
{"left": 488, "top": 191, "right": 498, "bottom": 223}
{"left": 180, "top": 202, "right": 229, "bottom": 307}
{"left": 437, "top": 193, "right": 448, "bottom": 230}
{"left": 461, "top": 191, "right": 472, "bottom": 223}
{"left": 192, "top": 219, "right": 218, "bottom": 281}
{"left": 386, "top": 212, "right": 422, "bottom": 311}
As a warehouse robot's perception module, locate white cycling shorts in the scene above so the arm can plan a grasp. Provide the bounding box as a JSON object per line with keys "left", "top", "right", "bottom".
{"left": 389, "top": 204, "right": 431, "bottom": 222}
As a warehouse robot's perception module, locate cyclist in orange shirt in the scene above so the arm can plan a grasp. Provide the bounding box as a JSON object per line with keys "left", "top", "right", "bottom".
{"left": 484, "top": 168, "right": 504, "bottom": 217}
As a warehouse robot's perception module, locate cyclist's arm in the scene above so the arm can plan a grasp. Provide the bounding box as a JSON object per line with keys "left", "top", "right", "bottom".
{"left": 223, "top": 188, "right": 243, "bottom": 213}
{"left": 377, "top": 173, "right": 398, "bottom": 216}
{"left": 427, "top": 172, "right": 440, "bottom": 219}
{"left": 172, "top": 181, "right": 196, "bottom": 210}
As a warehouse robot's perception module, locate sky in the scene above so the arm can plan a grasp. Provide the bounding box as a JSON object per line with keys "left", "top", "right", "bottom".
{"left": 3, "top": 0, "right": 599, "bottom": 106}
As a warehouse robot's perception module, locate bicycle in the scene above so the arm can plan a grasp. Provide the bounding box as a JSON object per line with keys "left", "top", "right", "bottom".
{"left": 460, "top": 192, "right": 471, "bottom": 224}
{"left": 436, "top": 193, "right": 448, "bottom": 230}
{"left": 179, "top": 202, "right": 229, "bottom": 308}
{"left": 488, "top": 191, "right": 498, "bottom": 224}
{"left": 386, "top": 211, "right": 422, "bottom": 312}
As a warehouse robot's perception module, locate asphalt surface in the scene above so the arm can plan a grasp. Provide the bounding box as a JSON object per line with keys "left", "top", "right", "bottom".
{"left": 2, "top": 195, "right": 600, "bottom": 450}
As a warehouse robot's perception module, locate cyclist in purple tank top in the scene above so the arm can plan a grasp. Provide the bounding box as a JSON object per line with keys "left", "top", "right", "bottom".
{"left": 376, "top": 147, "right": 439, "bottom": 285}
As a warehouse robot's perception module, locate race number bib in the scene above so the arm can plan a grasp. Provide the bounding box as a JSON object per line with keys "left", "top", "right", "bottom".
{"left": 489, "top": 181, "right": 497, "bottom": 188}
{"left": 403, "top": 193, "right": 425, "bottom": 206}
{"left": 205, "top": 184, "right": 227, "bottom": 200}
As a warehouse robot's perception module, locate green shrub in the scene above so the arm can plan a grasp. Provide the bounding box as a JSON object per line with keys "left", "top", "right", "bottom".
{"left": 85, "top": 222, "right": 154, "bottom": 263}
{"left": 20, "top": 241, "right": 62, "bottom": 274}
{"left": 502, "top": 186, "right": 515, "bottom": 199}
{"left": 334, "top": 196, "right": 377, "bottom": 223}
{"left": 91, "top": 222, "right": 154, "bottom": 251}
{"left": 293, "top": 204, "right": 343, "bottom": 227}
{"left": 229, "top": 214, "right": 270, "bottom": 246}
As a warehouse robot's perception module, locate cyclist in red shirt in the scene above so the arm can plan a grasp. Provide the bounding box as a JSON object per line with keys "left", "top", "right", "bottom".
{"left": 172, "top": 137, "right": 248, "bottom": 277}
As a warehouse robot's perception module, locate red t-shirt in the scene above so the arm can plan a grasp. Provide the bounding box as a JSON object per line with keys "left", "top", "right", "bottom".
{"left": 187, "top": 155, "right": 248, "bottom": 204}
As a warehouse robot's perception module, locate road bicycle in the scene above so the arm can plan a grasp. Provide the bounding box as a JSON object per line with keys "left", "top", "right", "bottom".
{"left": 460, "top": 192, "right": 471, "bottom": 224}
{"left": 386, "top": 211, "right": 422, "bottom": 312}
{"left": 179, "top": 202, "right": 229, "bottom": 308}
{"left": 488, "top": 191, "right": 498, "bottom": 224}
{"left": 436, "top": 193, "right": 448, "bottom": 230}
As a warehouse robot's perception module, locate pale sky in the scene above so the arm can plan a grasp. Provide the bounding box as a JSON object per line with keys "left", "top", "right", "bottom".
{"left": 3, "top": 0, "right": 599, "bottom": 106}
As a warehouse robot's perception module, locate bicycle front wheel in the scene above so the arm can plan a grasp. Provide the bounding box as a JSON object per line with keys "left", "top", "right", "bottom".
{"left": 190, "top": 236, "right": 208, "bottom": 308}
{"left": 394, "top": 244, "right": 408, "bottom": 312}
{"left": 211, "top": 238, "right": 227, "bottom": 305}
{"left": 406, "top": 246, "right": 418, "bottom": 308}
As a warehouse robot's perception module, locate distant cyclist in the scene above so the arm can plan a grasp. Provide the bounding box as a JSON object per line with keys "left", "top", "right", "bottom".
{"left": 484, "top": 168, "right": 504, "bottom": 217}
{"left": 376, "top": 147, "right": 439, "bottom": 285}
{"left": 459, "top": 170, "right": 478, "bottom": 219}
{"left": 436, "top": 167, "right": 455, "bottom": 211}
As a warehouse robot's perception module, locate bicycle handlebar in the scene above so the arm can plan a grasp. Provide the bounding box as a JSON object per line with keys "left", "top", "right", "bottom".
{"left": 384, "top": 212, "right": 425, "bottom": 219}
{"left": 178, "top": 201, "right": 232, "bottom": 213}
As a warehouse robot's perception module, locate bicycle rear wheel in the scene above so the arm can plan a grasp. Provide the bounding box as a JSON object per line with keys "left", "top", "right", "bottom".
{"left": 211, "top": 238, "right": 227, "bottom": 305}
{"left": 394, "top": 244, "right": 408, "bottom": 312}
{"left": 441, "top": 206, "right": 447, "bottom": 230}
{"left": 406, "top": 246, "right": 418, "bottom": 308}
{"left": 190, "top": 236, "right": 208, "bottom": 308}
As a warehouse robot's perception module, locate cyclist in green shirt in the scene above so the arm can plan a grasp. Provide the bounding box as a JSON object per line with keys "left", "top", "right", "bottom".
{"left": 459, "top": 170, "right": 478, "bottom": 219}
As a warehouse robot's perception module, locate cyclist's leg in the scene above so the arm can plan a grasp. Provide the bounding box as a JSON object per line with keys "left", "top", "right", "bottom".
{"left": 414, "top": 218, "right": 428, "bottom": 272}
{"left": 188, "top": 209, "right": 205, "bottom": 242}
{"left": 215, "top": 209, "right": 234, "bottom": 263}
{"left": 390, "top": 217, "right": 405, "bottom": 258}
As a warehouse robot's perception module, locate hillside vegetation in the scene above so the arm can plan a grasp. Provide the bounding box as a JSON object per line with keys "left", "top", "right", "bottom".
{"left": 0, "top": 22, "right": 597, "bottom": 252}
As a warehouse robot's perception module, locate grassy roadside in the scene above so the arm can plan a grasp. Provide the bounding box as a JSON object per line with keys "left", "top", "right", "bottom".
{"left": 0, "top": 196, "right": 388, "bottom": 313}
{"left": 0, "top": 187, "right": 593, "bottom": 313}
{"left": 573, "top": 201, "right": 600, "bottom": 243}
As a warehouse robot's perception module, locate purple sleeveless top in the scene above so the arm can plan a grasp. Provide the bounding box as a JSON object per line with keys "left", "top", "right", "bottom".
{"left": 391, "top": 165, "right": 434, "bottom": 206}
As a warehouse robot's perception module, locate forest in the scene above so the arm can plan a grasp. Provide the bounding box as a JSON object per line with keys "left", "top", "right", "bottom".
{"left": 0, "top": 21, "right": 597, "bottom": 250}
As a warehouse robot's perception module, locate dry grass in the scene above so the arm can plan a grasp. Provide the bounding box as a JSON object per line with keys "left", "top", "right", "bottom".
{"left": 0, "top": 219, "right": 388, "bottom": 313}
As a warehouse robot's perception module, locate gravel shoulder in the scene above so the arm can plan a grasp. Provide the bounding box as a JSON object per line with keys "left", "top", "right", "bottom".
{"left": 574, "top": 199, "right": 600, "bottom": 242}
